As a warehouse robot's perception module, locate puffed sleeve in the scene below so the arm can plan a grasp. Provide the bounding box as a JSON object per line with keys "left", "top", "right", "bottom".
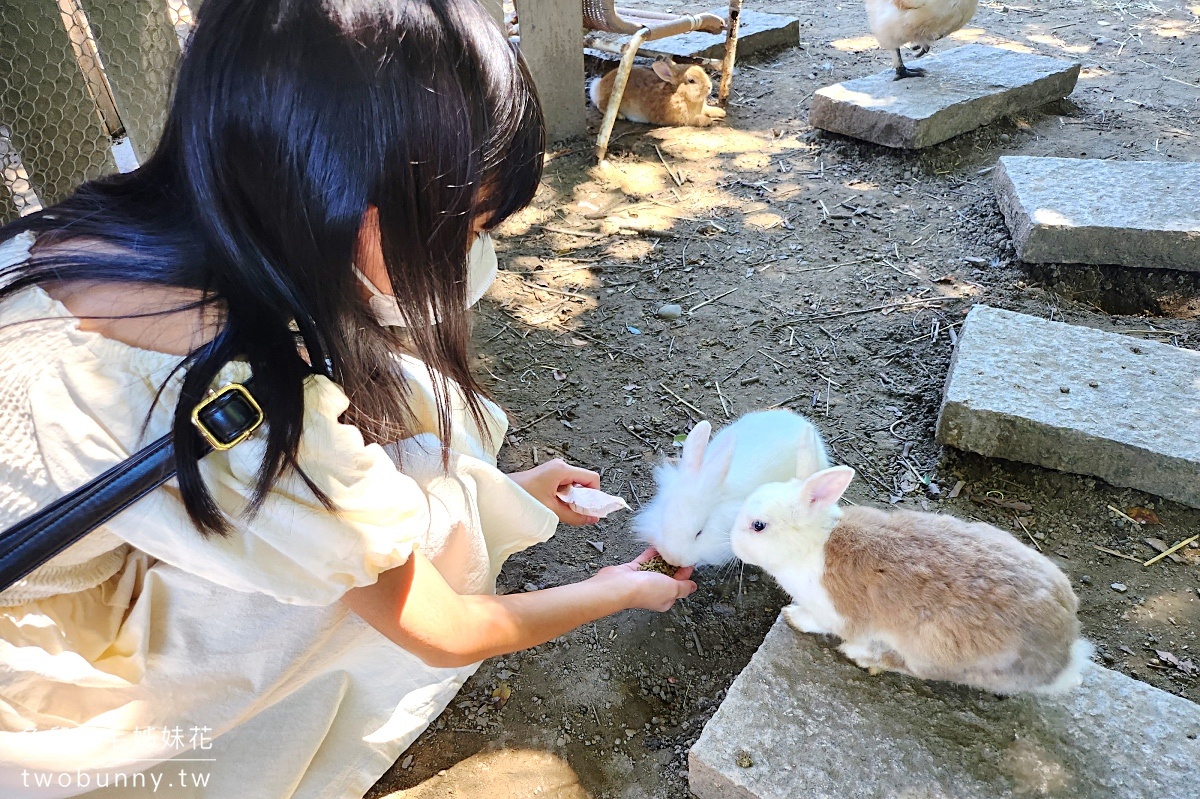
{"left": 32, "top": 357, "right": 432, "bottom": 606}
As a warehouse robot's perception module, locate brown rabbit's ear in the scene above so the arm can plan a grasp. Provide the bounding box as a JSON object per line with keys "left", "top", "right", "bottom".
{"left": 651, "top": 60, "right": 675, "bottom": 83}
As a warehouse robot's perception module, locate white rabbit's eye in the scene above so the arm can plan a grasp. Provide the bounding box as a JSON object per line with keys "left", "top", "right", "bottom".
{"left": 694, "top": 530, "right": 702, "bottom": 538}
{"left": 752, "top": 520, "right": 767, "bottom": 533}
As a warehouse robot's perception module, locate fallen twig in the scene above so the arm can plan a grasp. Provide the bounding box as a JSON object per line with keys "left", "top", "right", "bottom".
{"left": 533, "top": 224, "right": 607, "bottom": 239}
{"left": 688, "top": 288, "right": 740, "bottom": 314}
{"left": 654, "top": 145, "right": 683, "bottom": 187}
{"left": 1144, "top": 535, "right": 1199, "bottom": 567}
{"left": 659, "top": 382, "right": 704, "bottom": 416}
{"left": 774, "top": 296, "right": 953, "bottom": 328}
{"left": 1092, "top": 544, "right": 1143, "bottom": 563}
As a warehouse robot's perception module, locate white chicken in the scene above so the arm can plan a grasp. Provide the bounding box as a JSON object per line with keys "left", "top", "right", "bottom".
{"left": 865, "top": 0, "right": 979, "bottom": 80}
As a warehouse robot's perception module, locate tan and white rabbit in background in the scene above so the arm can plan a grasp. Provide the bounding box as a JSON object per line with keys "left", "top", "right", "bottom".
{"left": 589, "top": 59, "right": 726, "bottom": 127}
{"left": 731, "top": 461, "right": 1092, "bottom": 695}
{"left": 632, "top": 410, "right": 829, "bottom": 568}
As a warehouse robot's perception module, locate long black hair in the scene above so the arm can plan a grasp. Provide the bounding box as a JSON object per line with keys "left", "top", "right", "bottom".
{"left": 0, "top": 0, "right": 545, "bottom": 534}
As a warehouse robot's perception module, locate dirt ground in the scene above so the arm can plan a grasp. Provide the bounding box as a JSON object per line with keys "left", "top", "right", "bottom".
{"left": 369, "top": 2, "right": 1200, "bottom": 797}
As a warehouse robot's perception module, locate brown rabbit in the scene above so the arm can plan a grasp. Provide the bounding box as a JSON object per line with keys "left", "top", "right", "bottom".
{"left": 731, "top": 465, "right": 1092, "bottom": 695}
{"left": 589, "top": 59, "right": 726, "bottom": 127}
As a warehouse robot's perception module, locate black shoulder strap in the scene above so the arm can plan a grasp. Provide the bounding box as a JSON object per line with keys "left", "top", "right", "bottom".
{"left": 0, "top": 379, "right": 263, "bottom": 593}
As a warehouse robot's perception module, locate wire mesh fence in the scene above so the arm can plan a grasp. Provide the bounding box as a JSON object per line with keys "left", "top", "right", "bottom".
{"left": 0, "top": 0, "right": 193, "bottom": 223}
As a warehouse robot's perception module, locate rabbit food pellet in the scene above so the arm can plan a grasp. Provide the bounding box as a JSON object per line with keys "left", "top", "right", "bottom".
{"left": 639, "top": 556, "right": 678, "bottom": 577}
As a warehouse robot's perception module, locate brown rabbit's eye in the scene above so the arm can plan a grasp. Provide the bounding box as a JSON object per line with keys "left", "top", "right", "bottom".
{"left": 752, "top": 520, "right": 767, "bottom": 533}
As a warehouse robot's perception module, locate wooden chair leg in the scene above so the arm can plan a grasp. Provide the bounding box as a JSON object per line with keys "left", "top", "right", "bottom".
{"left": 718, "top": 0, "right": 742, "bottom": 105}
{"left": 596, "top": 27, "right": 648, "bottom": 163}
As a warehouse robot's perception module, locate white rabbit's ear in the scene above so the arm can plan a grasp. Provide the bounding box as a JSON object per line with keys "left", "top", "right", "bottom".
{"left": 794, "top": 426, "right": 828, "bottom": 479}
{"left": 702, "top": 434, "right": 736, "bottom": 485}
{"left": 680, "top": 420, "right": 712, "bottom": 473}
{"left": 652, "top": 59, "right": 675, "bottom": 83}
{"left": 797, "top": 466, "right": 855, "bottom": 514}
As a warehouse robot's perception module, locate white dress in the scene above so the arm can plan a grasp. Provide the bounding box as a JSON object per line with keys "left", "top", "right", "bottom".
{"left": 0, "top": 234, "right": 559, "bottom": 798}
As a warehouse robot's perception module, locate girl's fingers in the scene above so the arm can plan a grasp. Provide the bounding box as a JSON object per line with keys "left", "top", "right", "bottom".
{"left": 673, "top": 566, "right": 694, "bottom": 581}
{"left": 676, "top": 580, "right": 697, "bottom": 597}
{"left": 557, "top": 506, "right": 599, "bottom": 527}
{"left": 564, "top": 465, "right": 601, "bottom": 488}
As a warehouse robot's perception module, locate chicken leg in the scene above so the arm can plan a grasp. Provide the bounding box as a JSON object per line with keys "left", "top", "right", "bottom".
{"left": 892, "top": 48, "right": 926, "bottom": 80}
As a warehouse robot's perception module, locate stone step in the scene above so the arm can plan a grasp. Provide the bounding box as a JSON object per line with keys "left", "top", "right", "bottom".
{"left": 690, "top": 616, "right": 1200, "bottom": 799}
{"left": 995, "top": 157, "right": 1200, "bottom": 272}
{"left": 935, "top": 305, "right": 1200, "bottom": 509}
{"left": 595, "top": 9, "right": 799, "bottom": 64}
{"left": 809, "top": 44, "right": 1080, "bottom": 149}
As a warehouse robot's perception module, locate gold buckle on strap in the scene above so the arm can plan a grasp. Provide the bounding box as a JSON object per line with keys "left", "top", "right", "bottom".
{"left": 190, "top": 383, "right": 264, "bottom": 451}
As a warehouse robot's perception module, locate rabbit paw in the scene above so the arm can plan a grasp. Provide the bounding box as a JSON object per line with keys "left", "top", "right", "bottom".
{"left": 703, "top": 105, "right": 727, "bottom": 119}
{"left": 691, "top": 115, "right": 714, "bottom": 127}
{"left": 782, "top": 604, "right": 832, "bottom": 635}
{"left": 840, "top": 641, "right": 911, "bottom": 675}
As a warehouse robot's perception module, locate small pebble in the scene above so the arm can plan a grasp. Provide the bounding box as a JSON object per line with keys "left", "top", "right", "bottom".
{"left": 1089, "top": 381, "right": 1099, "bottom": 388}
{"left": 999, "top": 133, "right": 1012, "bottom": 143}
{"left": 735, "top": 751, "right": 754, "bottom": 768}
{"left": 1111, "top": 582, "right": 1128, "bottom": 593}
{"left": 1060, "top": 386, "right": 1070, "bottom": 394}
{"left": 401, "top": 755, "right": 414, "bottom": 770}
{"left": 656, "top": 304, "right": 683, "bottom": 321}
{"left": 1080, "top": 575, "right": 1092, "bottom": 585}
{"left": 523, "top": 582, "right": 539, "bottom": 592}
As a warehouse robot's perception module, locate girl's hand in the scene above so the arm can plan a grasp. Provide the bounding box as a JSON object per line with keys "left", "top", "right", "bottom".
{"left": 596, "top": 548, "right": 697, "bottom": 612}
{"left": 510, "top": 458, "right": 603, "bottom": 526}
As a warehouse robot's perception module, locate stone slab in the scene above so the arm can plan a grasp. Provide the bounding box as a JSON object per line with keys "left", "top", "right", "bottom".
{"left": 995, "top": 157, "right": 1200, "bottom": 272}
{"left": 606, "top": 9, "right": 799, "bottom": 62}
{"left": 690, "top": 616, "right": 1200, "bottom": 799}
{"left": 809, "top": 45, "right": 1080, "bottom": 149}
{"left": 936, "top": 305, "right": 1200, "bottom": 509}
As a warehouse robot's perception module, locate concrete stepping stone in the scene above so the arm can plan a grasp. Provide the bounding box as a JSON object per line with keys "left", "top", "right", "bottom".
{"left": 996, "top": 157, "right": 1200, "bottom": 272}
{"left": 936, "top": 305, "right": 1200, "bottom": 509}
{"left": 598, "top": 9, "right": 799, "bottom": 63}
{"left": 690, "top": 616, "right": 1200, "bottom": 799}
{"left": 810, "top": 44, "right": 1080, "bottom": 149}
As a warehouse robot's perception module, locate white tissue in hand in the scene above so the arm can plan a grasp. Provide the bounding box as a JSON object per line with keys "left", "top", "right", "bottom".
{"left": 556, "top": 486, "right": 630, "bottom": 518}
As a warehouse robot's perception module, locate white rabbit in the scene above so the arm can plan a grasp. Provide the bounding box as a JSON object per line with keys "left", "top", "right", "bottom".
{"left": 631, "top": 409, "right": 829, "bottom": 568}
{"left": 731, "top": 462, "right": 1092, "bottom": 695}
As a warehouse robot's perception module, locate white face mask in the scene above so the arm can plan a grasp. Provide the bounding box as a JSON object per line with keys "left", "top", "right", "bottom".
{"left": 352, "top": 232, "right": 498, "bottom": 327}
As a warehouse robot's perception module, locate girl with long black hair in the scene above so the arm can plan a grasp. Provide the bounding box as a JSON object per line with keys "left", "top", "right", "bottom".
{"left": 0, "top": 1, "right": 694, "bottom": 796}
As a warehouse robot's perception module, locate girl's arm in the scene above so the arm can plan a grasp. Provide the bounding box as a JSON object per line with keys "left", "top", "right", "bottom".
{"left": 342, "top": 548, "right": 695, "bottom": 668}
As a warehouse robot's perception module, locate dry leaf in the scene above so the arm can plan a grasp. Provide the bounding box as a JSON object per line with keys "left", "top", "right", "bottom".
{"left": 1143, "top": 537, "right": 1182, "bottom": 563}
{"left": 1125, "top": 507, "right": 1161, "bottom": 525}
{"left": 1155, "top": 650, "right": 1197, "bottom": 676}
{"left": 492, "top": 681, "right": 512, "bottom": 707}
